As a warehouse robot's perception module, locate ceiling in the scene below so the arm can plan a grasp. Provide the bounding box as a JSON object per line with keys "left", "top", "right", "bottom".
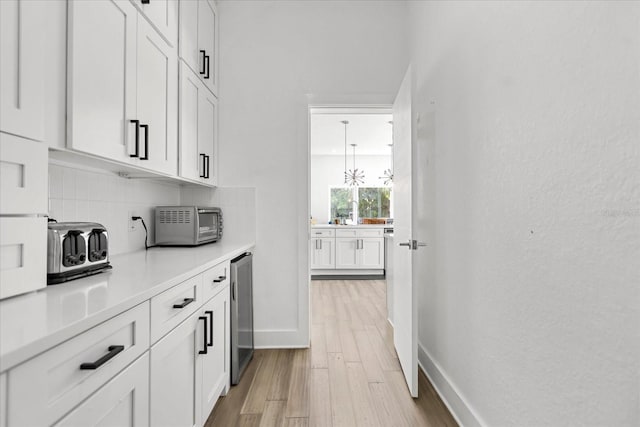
{"left": 310, "top": 113, "right": 393, "bottom": 155}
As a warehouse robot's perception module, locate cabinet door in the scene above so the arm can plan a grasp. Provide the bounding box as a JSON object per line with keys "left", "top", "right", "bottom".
{"left": 150, "top": 312, "right": 200, "bottom": 427}
{"left": 0, "top": 217, "right": 46, "bottom": 300}
{"left": 197, "top": 0, "right": 218, "bottom": 96}
{"left": 67, "top": 0, "right": 137, "bottom": 163}
{"left": 0, "top": 372, "right": 6, "bottom": 427}
{"left": 199, "top": 291, "right": 229, "bottom": 423}
{"left": 133, "top": 0, "right": 178, "bottom": 46}
{"left": 178, "top": 0, "right": 199, "bottom": 76}
{"left": 311, "top": 238, "right": 335, "bottom": 269}
{"left": 335, "top": 238, "right": 358, "bottom": 269}
{"left": 179, "top": 61, "right": 202, "bottom": 181}
{"left": 198, "top": 83, "right": 218, "bottom": 185}
{"left": 0, "top": 0, "right": 45, "bottom": 141}
{"left": 137, "top": 15, "right": 178, "bottom": 175}
{"left": 358, "top": 238, "right": 384, "bottom": 269}
{"left": 0, "top": 133, "right": 47, "bottom": 215}
{"left": 54, "top": 353, "right": 150, "bottom": 427}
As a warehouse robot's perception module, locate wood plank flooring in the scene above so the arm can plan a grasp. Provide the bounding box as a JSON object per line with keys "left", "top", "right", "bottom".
{"left": 206, "top": 279, "right": 458, "bottom": 427}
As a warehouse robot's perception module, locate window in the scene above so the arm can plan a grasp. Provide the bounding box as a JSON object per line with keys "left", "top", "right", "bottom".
{"left": 329, "top": 187, "right": 391, "bottom": 222}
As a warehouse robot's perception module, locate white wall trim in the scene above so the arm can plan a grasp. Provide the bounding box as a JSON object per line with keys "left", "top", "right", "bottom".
{"left": 418, "top": 343, "right": 486, "bottom": 427}
{"left": 254, "top": 329, "right": 310, "bottom": 348}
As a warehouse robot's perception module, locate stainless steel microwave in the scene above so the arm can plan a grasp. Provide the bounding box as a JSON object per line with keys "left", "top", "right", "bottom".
{"left": 155, "top": 206, "right": 223, "bottom": 246}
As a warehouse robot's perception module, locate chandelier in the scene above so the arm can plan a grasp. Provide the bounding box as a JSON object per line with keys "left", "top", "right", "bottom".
{"left": 379, "top": 121, "right": 393, "bottom": 185}
{"left": 346, "top": 143, "right": 365, "bottom": 186}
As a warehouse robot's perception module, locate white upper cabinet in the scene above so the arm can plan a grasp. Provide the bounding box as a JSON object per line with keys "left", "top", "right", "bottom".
{"left": 179, "top": 61, "right": 218, "bottom": 185}
{"left": 131, "top": 0, "right": 178, "bottom": 46}
{"left": 180, "top": 0, "right": 219, "bottom": 96}
{"left": 67, "top": 0, "right": 138, "bottom": 164}
{"left": 137, "top": 15, "right": 178, "bottom": 175}
{"left": 0, "top": 0, "right": 45, "bottom": 141}
{"left": 68, "top": 0, "right": 177, "bottom": 175}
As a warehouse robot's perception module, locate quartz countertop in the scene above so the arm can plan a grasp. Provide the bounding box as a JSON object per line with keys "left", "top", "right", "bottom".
{"left": 0, "top": 240, "right": 254, "bottom": 372}
{"left": 311, "top": 224, "right": 392, "bottom": 229}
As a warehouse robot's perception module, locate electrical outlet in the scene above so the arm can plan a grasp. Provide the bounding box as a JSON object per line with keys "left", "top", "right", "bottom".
{"left": 128, "top": 211, "right": 138, "bottom": 232}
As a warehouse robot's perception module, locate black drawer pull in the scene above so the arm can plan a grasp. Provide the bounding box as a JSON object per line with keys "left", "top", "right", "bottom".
{"left": 140, "top": 124, "right": 149, "bottom": 160}
{"left": 213, "top": 275, "right": 226, "bottom": 283}
{"left": 204, "top": 155, "right": 210, "bottom": 179}
{"left": 141, "top": 0, "right": 150, "bottom": 3}
{"left": 80, "top": 345, "right": 124, "bottom": 370}
{"left": 204, "top": 54, "right": 210, "bottom": 79}
{"left": 173, "top": 298, "right": 194, "bottom": 309}
{"left": 199, "top": 316, "right": 208, "bottom": 354}
{"left": 199, "top": 153, "right": 206, "bottom": 178}
{"left": 129, "top": 120, "right": 140, "bottom": 158}
{"left": 205, "top": 310, "right": 214, "bottom": 346}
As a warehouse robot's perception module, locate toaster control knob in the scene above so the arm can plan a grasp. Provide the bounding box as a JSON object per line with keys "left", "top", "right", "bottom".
{"left": 101, "top": 250, "right": 107, "bottom": 258}
{"left": 78, "top": 254, "right": 86, "bottom": 263}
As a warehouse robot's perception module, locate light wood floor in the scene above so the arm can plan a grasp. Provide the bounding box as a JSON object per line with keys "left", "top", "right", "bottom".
{"left": 206, "top": 279, "right": 458, "bottom": 427}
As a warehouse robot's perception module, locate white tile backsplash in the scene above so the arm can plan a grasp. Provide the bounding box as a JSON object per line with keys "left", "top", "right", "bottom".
{"left": 49, "top": 163, "right": 181, "bottom": 255}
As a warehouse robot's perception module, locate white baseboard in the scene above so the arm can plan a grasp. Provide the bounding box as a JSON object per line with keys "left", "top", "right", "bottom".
{"left": 254, "top": 329, "right": 309, "bottom": 348}
{"left": 418, "top": 343, "right": 485, "bottom": 427}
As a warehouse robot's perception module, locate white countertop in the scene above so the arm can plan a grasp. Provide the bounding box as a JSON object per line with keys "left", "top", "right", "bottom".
{"left": 311, "top": 224, "right": 392, "bottom": 229}
{"left": 0, "top": 240, "right": 254, "bottom": 372}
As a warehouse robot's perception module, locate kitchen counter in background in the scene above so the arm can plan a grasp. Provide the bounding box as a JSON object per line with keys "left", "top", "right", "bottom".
{"left": 311, "top": 224, "right": 392, "bottom": 229}
{"left": 0, "top": 241, "right": 255, "bottom": 372}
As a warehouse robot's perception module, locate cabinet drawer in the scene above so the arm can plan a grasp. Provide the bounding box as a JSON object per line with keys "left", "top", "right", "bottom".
{"left": 202, "top": 260, "right": 230, "bottom": 301}
{"left": 8, "top": 302, "right": 150, "bottom": 427}
{"left": 0, "top": 133, "right": 47, "bottom": 214}
{"left": 357, "top": 228, "right": 383, "bottom": 237}
{"left": 0, "top": 217, "right": 46, "bottom": 300}
{"left": 312, "top": 229, "right": 335, "bottom": 238}
{"left": 54, "top": 353, "right": 149, "bottom": 427}
{"left": 335, "top": 229, "right": 357, "bottom": 238}
{"left": 151, "top": 274, "right": 202, "bottom": 343}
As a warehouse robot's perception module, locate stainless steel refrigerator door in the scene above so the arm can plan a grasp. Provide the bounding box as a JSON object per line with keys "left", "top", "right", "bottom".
{"left": 230, "top": 253, "right": 254, "bottom": 385}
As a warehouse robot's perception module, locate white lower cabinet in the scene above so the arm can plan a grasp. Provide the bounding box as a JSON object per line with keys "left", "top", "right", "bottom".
{"left": 334, "top": 236, "right": 385, "bottom": 270}
{"left": 311, "top": 238, "right": 336, "bottom": 269}
{"left": 54, "top": 353, "right": 150, "bottom": 427}
{"left": 8, "top": 302, "right": 150, "bottom": 426}
{"left": 0, "top": 372, "right": 6, "bottom": 427}
{"left": 150, "top": 287, "right": 229, "bottom": 427}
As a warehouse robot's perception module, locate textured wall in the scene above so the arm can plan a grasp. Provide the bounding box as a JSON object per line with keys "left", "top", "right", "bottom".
{"left": 408, "top": 1, "right": 640, "bottom": 425}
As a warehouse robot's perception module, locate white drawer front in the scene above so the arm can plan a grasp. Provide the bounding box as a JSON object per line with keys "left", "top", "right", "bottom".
{"left": 0, "top": 133, "right": 47, "bottom": 214}
{"left": 335, "top": 229, "right": 357, "bottom": 238}
{"left": 151, "top": 274, "right": 202, "bottom": 343}
{"left": 312, "top": 229, "right": 335, "bottom": 238}
{"left": 8, "top": 302, "right": 150, "bottom": 427}
{"left": 356, "top": 228, "right": 383, "bottom": 237}
{"left": 202, "top": 260, "right": 230, "bottom": 301}
{"left": 0, "top": 217, "right": 46, "bottom": 300}
{"left": 54, "top": 353, "right": 149, "bottom": 427}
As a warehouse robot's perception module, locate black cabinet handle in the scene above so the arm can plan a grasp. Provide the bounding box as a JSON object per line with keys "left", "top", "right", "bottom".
{"left": 205, "top": 310, "right": 214, "bottom": 347}
{"left": 141, "top": 0, "right": 150, "bottom": 3}
{"left": 198, "top": 316, "right": 208, "bottom": 354}
{"left": 199, "top": 50, "right": 206, "bottom": 75}
{"left": 232, "top": 280, "right": 235, "bottom": 301}
{"left": 140, "top": 124, "right": 149, "bottom": 160}
{"left": 205, "top": 155, "right": 210, "bottom": 179}
{"left": 199, "top": 153, "right": 206, "bottom": 178}
{"left": 80, "top": 345, "right": 124, "bottom": 370}
{"left": 173, "top": 297, "right": 194, "bottom": 309}
{"left": 213, "top": 275, "right": 226, "bottom": 283}
{"left": 204, "top": 54, "right": 210, "bottom": 79}
{"left": 129, "top": 120, "right": 140, "bottom": 158}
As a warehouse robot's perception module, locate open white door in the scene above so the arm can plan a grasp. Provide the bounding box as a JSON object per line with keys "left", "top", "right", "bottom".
{"left": 392, "top": 66, "right": 419, "bottom": 397}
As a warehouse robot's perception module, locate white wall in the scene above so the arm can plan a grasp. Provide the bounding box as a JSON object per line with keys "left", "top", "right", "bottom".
{"left": 310, "top": 154, "right": 391, "bottom": 224}
{"left": 218, "top": 0, "right": 409, "bottom": 346}
{"left": 48, "top": 163, "right": 181, "bottom": 256}
{"left": 408, "top": 2, "right": 640, "bottom": 425}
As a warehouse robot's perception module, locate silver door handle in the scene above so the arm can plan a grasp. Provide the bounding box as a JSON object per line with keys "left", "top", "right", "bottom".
{"left": 399, "top": 240, "right": 412, "bottom": 248}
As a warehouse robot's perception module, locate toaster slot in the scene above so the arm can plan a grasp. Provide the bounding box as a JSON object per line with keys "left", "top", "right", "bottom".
{"left": 62, "top": 230, "right": 86, "bottom": 267}
{"left": 88, "top": 229, "right": 108, "bottom": 262}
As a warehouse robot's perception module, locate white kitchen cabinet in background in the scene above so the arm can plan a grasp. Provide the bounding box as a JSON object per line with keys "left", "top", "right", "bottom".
{"left": 358, "top": 238, "right": 385, "bottom": 269}
{"left": 131, "top": 0, "right": 178, "bottom": 47}
{"left": 0, "top": 0, "right": 45, "bottom": 142}
{"left": 311, "top": 238, "right": 336, "bottom": 269}
{"left": 311, "top": 227, "right": 386, "bottom": 274}
{"left": 180, "top": 0, "right": 219, "bottom": 96}
{"left": 179, "top": 61, "right": 218, "bottom": 185}
{"left": 68, "top": 0, "right": 177, "bottom": 175}
{"left": 54, "top": 354, "right": 150, "bottom": 427}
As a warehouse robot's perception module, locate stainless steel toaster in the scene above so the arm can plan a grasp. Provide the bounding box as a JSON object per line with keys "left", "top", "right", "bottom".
{"left": 47, "top": 222, "right": 112, "bottom": 284}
